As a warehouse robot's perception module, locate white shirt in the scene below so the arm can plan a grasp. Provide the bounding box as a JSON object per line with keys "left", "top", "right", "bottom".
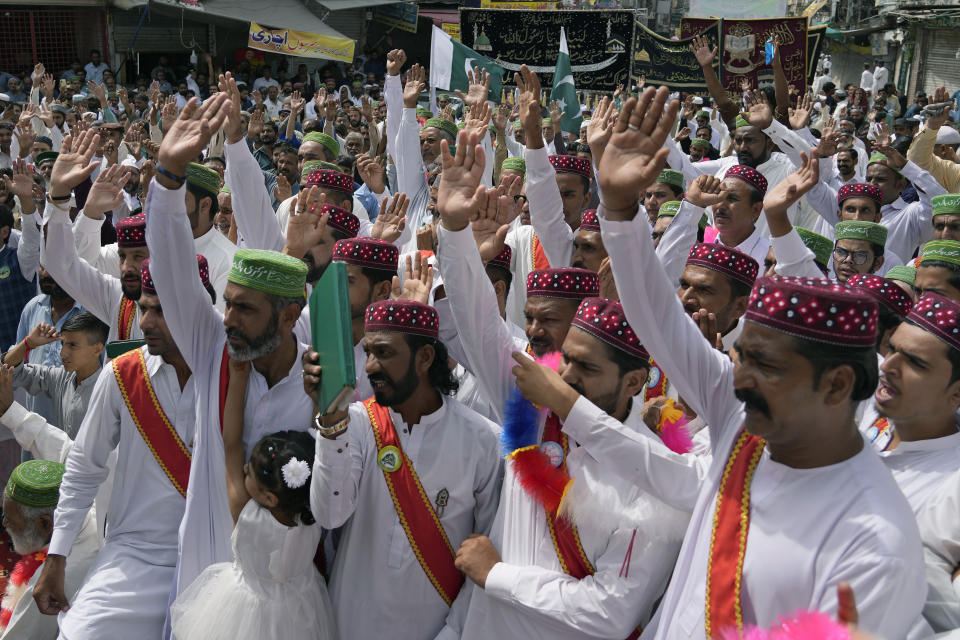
{"left": 861, "top": 69, "right": 875, "bottom": 90}
{"left": 251, "top": 77, "right": 279, "bottom": 93}
{"left": 143, "top": 180, "right": 316, "bottom": 599}
{"left": 438, "top": 224, "right": 687, "bottom": 639}
{"left": 920, "top": 469, "right": 960, "bottom": 631}
{"left": 44, "top": 201, "right": 142, "bottom": 343}
{"left": 715, "top": 224, "right": 770, "bottom": 267}
{"left": 312, "top": 397, "right": 502, "bottom": 640}
{"left": 873, "top": 66, "right": 890, "bottom": 92}
{"left": 598, "top": 210, "right": 927, "bottom": 639}
{"left": 84, "top": 62, "right": 110, "bottom": 85}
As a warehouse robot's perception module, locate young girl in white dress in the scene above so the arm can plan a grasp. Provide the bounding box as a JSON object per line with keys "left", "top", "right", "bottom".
{"left": 170, "top": 361, "right": 336, "bottom": 640}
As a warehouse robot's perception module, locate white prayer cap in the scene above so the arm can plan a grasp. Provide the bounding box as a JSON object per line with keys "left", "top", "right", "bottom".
{"left": 121, "top": 156, "right": 142, "bottom": 170}
{"left": 692, "top": 96, "right": 704, "bottom": 105}
{"left": 937, "top": 126, "right": 960, "bottom": 145}
{"left": 0, "top": 93, "right": 9, "bottom": 102}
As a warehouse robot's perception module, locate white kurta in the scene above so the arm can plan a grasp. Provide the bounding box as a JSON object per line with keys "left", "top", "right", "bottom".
{"left": 50, "top": 348, "right": 196, "bottom": 640}
{"left": 920, "top": 468, "right": 960, "bottom": 631}
{"left": 43, "top": 200, "right": 142, "bottom": 343}
{"left": 599, "top": 209, "right": 927, "bottom": 639}
{"left": 437, "top": 224, "right": 687, "bottom": 638}
{"left": 714, "top": 224, "right": 770, "bottom": 268}
{"left": 143, "top": 180, "right": 316, "bottom": 603}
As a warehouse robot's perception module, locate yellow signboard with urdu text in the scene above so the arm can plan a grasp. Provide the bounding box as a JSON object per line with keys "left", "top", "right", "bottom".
{"left": 248, "top": 22, "right": 355, "bottom": 63}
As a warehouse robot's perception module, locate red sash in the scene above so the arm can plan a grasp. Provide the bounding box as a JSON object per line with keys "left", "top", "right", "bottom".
{"left": 364, "top": 397, "right": 464, "bottom": 606}
{"left": 705, "top": 429, "right": 765, "bottom": 638}
{"left": 117, "top": 297, "right": 137, "bottom": 340}
{"left": 646, "top": 358, "right": 669, "bottom": 401}
{"left": 541, "top": 414, "right": 642, "bottom": 640}
{"left": 218, "top": 343, "right": 230, "bottom": 430}
{"left": 531, "top": 233, "right": 551, "bottom": 271}
{"left": 112, "top": 348, "right": 191, "bottom": 497}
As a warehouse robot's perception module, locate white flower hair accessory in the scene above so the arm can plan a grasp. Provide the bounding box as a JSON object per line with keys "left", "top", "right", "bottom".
{"left": 281, "top": 457, "right": 311, "bottom": 489}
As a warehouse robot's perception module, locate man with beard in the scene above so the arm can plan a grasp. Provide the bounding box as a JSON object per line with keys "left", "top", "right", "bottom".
{"left": 305, "top": 299, "right": 501, "bottom": 639}
{"left": 13, "top": 266, "right": 83, "bottom": 425}
{"left": 32, "top": 256, "right": 210, "bottom": 639}
{"left": 577, "top": 88, "right": 925, "bottom": 637}
{"left": 71, "top": 162, "right": 237, "bottom": 311}
{"left": 250, "top": 119, "right": 279, "bottom": 172}
{"left": 117, "top": 157, "right": 142, "bottom": 215}
{"left": 436, "top": 135, "right": 686, "bottom": 639}
{"left": 0, "top": 460, "right": 97, "bottom": 639}
{"left": 932, "top": 195, "right": 960, "bottom": 242}
{"left": 141, "top": 91, "right": 317, "bottom": 611}
{"left": 34, "top": 152, "right": 57, "bottom": 184}
{"left": 830, "top": 148, "right": 861, "bottom": 188}
{"left": 666, "top": 111, "right": 815, "bottom": 236}
{"left": 831, "top": 221, "right": 887, "bottom": 285}
{"left": 3, "top": 312, "right": 107, "bottom": 438}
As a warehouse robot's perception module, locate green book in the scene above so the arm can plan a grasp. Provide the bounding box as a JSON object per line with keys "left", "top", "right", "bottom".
{"left": 309, "top": 260, "right": 356, "bottom": 413}
{"left": 105, "top": 339, "right": 146, "bottom": 359}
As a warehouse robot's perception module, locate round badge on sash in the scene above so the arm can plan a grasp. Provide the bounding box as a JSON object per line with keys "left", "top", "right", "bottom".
{"left": 377, "top": 445, "right": 402, "bottom": 472}
{"left": 646, "top": 366, "right": 662, "bottom": 389}
{"left": 540, "top": 440, "right": 565, "bottom": 467}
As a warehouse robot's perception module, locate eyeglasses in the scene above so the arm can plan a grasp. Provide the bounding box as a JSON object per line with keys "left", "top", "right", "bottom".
{"left": 833, "top": 246, "right": 872, "bottom": 265}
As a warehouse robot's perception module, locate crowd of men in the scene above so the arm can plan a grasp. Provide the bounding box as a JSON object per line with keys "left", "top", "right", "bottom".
{"left": 2, "top": 34, "right": 960, "bottom": 640}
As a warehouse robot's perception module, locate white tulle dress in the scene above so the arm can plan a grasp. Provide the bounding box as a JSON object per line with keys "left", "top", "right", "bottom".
{"left": 170, "top": 500, "right": 336, "bottom": 640}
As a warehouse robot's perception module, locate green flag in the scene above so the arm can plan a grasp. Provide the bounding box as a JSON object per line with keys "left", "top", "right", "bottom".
{"left": 430, "top": 25, "right": 504, "bottom": 104}
{"left": 550, "top": 27, "right": 583, "bottom": 136}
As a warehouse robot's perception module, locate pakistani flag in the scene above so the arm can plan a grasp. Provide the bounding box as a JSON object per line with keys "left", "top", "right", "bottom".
{"left": 430, "top": 25, "right": 504, "bottom": 104}
{"left": 550, "top": 27, "right": 583, "bottom": 135}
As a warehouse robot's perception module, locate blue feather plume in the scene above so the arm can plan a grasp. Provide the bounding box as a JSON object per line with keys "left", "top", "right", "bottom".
{"left": 501, "top": 387, "right": 541, "bottom": 456}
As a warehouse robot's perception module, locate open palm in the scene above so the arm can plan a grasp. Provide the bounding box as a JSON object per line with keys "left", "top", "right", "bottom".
{"left": 438, "top": 131, "right": 486, "bottom": 231}
{"left": 50, "top": 129, "right": 100, "bottom": 196}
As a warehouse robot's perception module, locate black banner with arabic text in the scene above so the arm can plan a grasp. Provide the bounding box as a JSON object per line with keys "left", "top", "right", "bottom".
{"left": 630, "top": 21, "right": 722, "bottom": 92}
{"left": 458, "top": 8, "right": 634, "bottom": 92}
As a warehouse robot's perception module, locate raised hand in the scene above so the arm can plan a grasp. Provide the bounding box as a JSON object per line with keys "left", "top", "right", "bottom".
{"left": 356, "top": 154, "right": 386, "bottom": 193}
{"left": 251, "top": 89, "right": 263, "bottom": 108}
{"left": 273, "top": 174, "right": 292, "bottom": 203}
{"left": 371, "top": 192, "right": 408, "bottom": 243}
{"left": 587, "top": 95, "right": 616, "bottom": 163}
{"left": 290, "top": 90, "right": 306, "bottom": 116}
{"left": 464, "top": 99, "right": 492, "bottom": 138}
{"left": 815, "top": 124, "right": 841, "bottom": 157}
{"left": 675, "top": 126, "right": 691, "bottom": 142}
{"left": 246, "top": 108, "right": 263, "bottom": 140}
{"left": 492, "top": 104, "right": 509, "bottom": 135}
{"left": 284, "top": 186, "right": 329, "bottom": 258}
{"left": 157, "top": 93, "right": 232, "bottom": 181}
{"left": 87, "top": 81, "right": 107, "bottom": 105}
{"left": 402, "top": 64, "right": 426, "bottom": 109}
{"left": 874, "top": 121, "right": 892, "bottom": 149}
{"left": 14, "top": 124, "right": 35, "bottom": 159}
{"left": 875, "top": 144, "right": 907, "bottom": 170}
{"left": 32, "top": 63, "right": 45, "bottom": 84}
{"left": 515, "top": 65, "right": 543, "bottom": 142}
{"left": 739, "top": 77, "right": 751, "bottom": 93}
{"left": 391, "top": 252, "right": 433, "bottom": 304}
{"left": 743, "top": 89, "right": 773, "bottom": 130}
{"left": 456, "top": 66, "right": 491, "bottom": 108}
{"left": 324, "top": 96, "right": 338, "bottom": 121}
{"left": 596, "top": 86, "right": 678, "bottom": 219}
{"left": 360, "top": 95, "right": 373, "bottom": 122}
{"left": 83, "top": 164, "right": 130, "bottom": 218}
{"left": 788, "top": 93, "right": 813, "bottom": 130}
{"left": 763, "top": 150, "right": 819, "bottom": 218}
{"left": 684, "top": 174, "right": 724, "bottom": 209}
{"left": 386, "top": 49, "right": 407, "bottom": 77}
{"left": 49, "top": 129, "right": 101, "bottom": 198}
{"left": 3, "top": 160, "right": 36, "bottom": 209}
{"left": 123, "top": 126, "right": 144, "bottom": 159}
{"left": 636, "top": 74, "right": 646, "bottom": 93}
{"left": 40, "top": 74, "right": 55, "bottom": 100}
{"left": 471, "top": 177, "right": 520, "bottom": 262}
{"left": 437, "top": 129, "right": 487, "bottom": 232}
{"left": 549, "top": 100, "right": 565, "bottom": 126}
{"left": 26, "top": 322, "right": 60, "bottom": 349}
{"left": 613, "top": 83, "right": 624, "bottom": 100}
{"left": 690, "top": 34, "right": 717, "bottom": 67}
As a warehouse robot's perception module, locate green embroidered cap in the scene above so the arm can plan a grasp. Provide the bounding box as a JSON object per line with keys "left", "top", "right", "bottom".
{"left": 501, "top": 157, "right": 526, "bottom": 174}
{"left": 220, "top": 184, "right": 231, "bottom": 195}
{"left": 868, "top": 152, "right": 903, "bottom": 176}
{"left": 690, "top": 137, "right": 711, "bottom": 149}
{"left": 920, "top": 240, "right": 960, "bottom": 268}
{"left": 186, "top": 162, "right": 221, "bottom": 197}
{"left": 5, "top": 460, "right": 65, "bottom": 508}
{"left": 657, "top": 169, "right": 684, "bottom": 190}
{"left": 696, "top": 110, "right": 710, "bottom": 119}
{"left": 542, "top": 117, "right": 553, "bottom": 126}
{"left": 302, "top": 132, "right": 340, "bottom": 159}
{"left": 795, "top": 227, "right": 833, "bottom": 267}
{"left": 657, "top": 201, "right": 682, "bottom": 218}
{"left": 735, "top": 114, "right": 750, "bottom": 129}
{"left": 834, "top": 220, "right": 887, "bottom": 248}
{"left": 300, "top": 160, "right": 343, "bottom": 178}
{"left": 932, "top": 194, "right": 960, "bottom": 218}
{"left": 416, "top": 106, "right": 432, "bottom": 118}
{"left": 885, "top": 265, "right": 916, "bottom": 286}
{"left": 423, "top": 117, "right": 458, "bottom": 140}
{"left": 35, "top": 151, "right": 59, "bottom": 167}
{"left": 228, "top": 249, "right": 308, "bottom": 298}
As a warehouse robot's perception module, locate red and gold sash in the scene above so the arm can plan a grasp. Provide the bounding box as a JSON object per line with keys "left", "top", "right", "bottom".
{"left": 531, "top": 233, "right": 551, "bottom": 271}
{"left": 704, "top": 429, "right": 766, "bottom": 638}
{"left": 117, "top": 297, "right": 137, "bottom": 341}
{"left": 112, "top": 348, "right": 191, "bottom": 497}
{"left": 364, "top": 397, "right": 463, "bottom": 606}
{"left": 646, "top": 358, "right": 669, "bottom": 401}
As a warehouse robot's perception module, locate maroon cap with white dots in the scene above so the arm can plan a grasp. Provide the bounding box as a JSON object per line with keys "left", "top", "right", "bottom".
{"left": 846, "top": 274, "right": 913, "bottom": 318}
{"left": 744, "top": 276, "right": 878, "bottom": 346}
{"left": 549, "top": 155, "right": 592, "bottom": 179}
{"left": 141, "top": 255, "right": 210, "bottom": 295}
{"left": 365, "top": 300, "right": 439, "bottom": 338}
{"left": 687, "top": 243, "right": 759, "bottom": 287}
{"left": 332, "top": 238, "right": 399, "bottom": 272}
{"left": 304, "top": 169, "right": 354, "bottom": 195}
{"left": 321, "top": 204, "right": 360, "bottom": 238}
{"left": 116, "top": 214, "right": 147, "bottom": 248}
{"left": 580, "top": 210, "right": 600, "bottom": 232}
{"left": 838, "top": 183, "right": 883, "bottom": 207}
{"left": 724, "top": 165, "right": 768, "bottom": 195}
{"left": 526, "top": 268, "right": 599, "bottom": 300}
{"left": 486, "top": 245, "right": 512, "bottom": 271}
{"left": 572, "top": 297, "right": 650, "bottom": 360}
{"left": 907, "top": 293, "right": 960, "bottom": 352}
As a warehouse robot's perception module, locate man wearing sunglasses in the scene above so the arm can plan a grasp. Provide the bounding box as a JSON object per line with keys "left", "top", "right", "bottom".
{"left": 832, "top": 220, "right": 887, "bottom": 284}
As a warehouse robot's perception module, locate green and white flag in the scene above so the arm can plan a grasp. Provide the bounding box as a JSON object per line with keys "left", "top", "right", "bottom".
{"left": 550, "top": 27, "right": 583, "bottom": 135}
{"left": 430, "top": 25, "right": 503, "bottom": 104}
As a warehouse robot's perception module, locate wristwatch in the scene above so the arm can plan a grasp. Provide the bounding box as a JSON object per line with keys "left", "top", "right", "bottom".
{"left": 314, "top": 412, "right": 350, "bottom": 439}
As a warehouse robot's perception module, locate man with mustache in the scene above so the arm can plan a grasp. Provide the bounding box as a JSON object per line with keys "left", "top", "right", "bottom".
{"left": 70, "top": 161, "right": 236, "bottom": 312}
{"left": 572, "top": 86, "right": 925, "bottom": 638}
{"left": 140, "top": 92, "right": 317, "bottom": 609}
{"left": 831, "top": 221, "right": 887, "bottom": 285}
{"left": 0, "top": 460, "right": 97, "bottom": 639}
{"left": 32, "top": 255, "right": 212, "bottom": 638}
{"left": 931, "top": 195, "right": 960, "bottom": 243}
{"left": 436, "top": 130, "right": 687, "bottom": 639}
{"left": 305, "top": 299, "right": 501, "bottom": 639}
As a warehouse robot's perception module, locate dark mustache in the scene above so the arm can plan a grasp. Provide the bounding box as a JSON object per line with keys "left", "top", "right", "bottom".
{"left": 734, "top": 388, "right": 771, "bottom": 418}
